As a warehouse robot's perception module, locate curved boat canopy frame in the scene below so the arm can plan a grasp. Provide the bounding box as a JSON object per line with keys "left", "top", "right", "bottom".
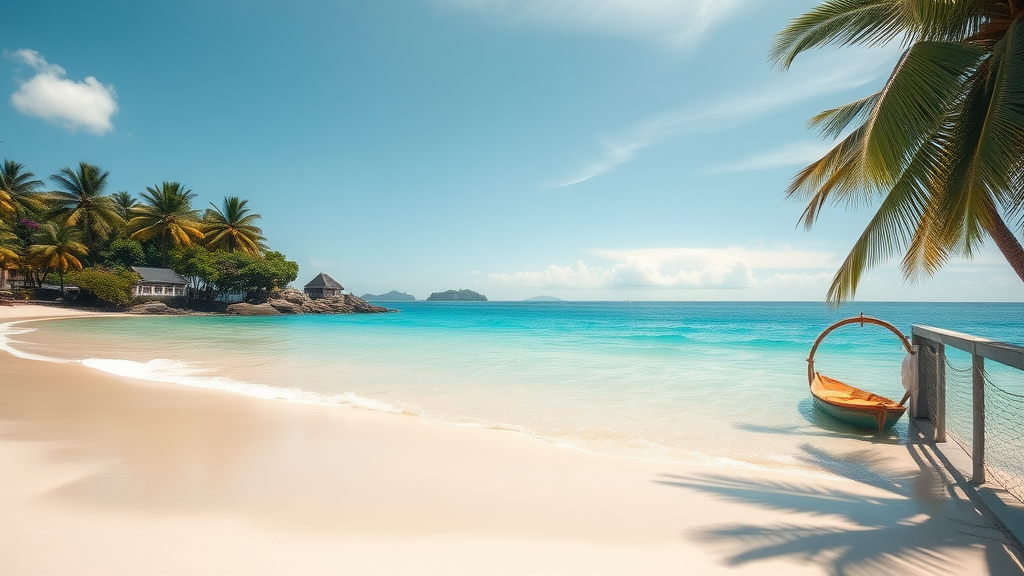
{"left": 806, "top": 313, "right": 914, "bottom": 387}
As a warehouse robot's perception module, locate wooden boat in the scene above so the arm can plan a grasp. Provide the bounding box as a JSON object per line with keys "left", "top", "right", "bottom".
{"left": 807, "top": 314, "right": 913, "bottom": 431}
{"left": 811, "top": 373, "right": 906, "bottom": 430}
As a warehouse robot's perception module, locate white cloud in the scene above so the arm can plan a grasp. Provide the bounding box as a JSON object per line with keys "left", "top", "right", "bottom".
{"left": 6, "top": 49, "right": 118, "bottom": 134}
{"left": 490, "top": 246, "right": 838, "bottom": 290}
{"left": 708, "top": 140, "right": 835, "bottom": 173}
{"left": 309, "top": 258, "right": 332, "bottom": 269}
{"left": 760, "top": 272, "right": 833, "bottom": 288}
{"left": 989, "top": 275, "right": 1017, "bottom": 287}
{"left": 592, "top": 247, "right": 836, "bottom": 270}
{"left": 554, "top": 47, "right": 898, "bottom": 187}
{"left": 436, "top": 0, "right": 746, "bottom": 50}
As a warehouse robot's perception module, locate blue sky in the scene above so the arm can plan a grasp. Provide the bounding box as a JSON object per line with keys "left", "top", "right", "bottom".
{"left": 3, "top": 0, "right": 1021, "bottom": 301}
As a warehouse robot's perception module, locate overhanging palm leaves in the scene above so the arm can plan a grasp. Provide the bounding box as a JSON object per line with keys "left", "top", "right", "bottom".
{"left": 202, "top": 196, "right": 267, "bottom": 256}
{"left": 129, "top": 182, "right": 204, "bottom": 266}
{"left": 774, "top": 0, "right": 1024, "bottom": 302}
{"left": 49, "top": 162, "right": 123, "bottom": 257}
{"left": 0, "top": 159, "right": 45, "bottom": 223}
{"left": 27, "top": 222, "right": 88, "bottom": 293}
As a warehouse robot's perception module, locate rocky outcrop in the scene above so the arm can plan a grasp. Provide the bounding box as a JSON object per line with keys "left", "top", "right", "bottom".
{"left": 128, "top": 302, "right": 188, "bottom": 315}
{"left": 226, "top": 289, "right": 392, "bottom": 316}
{"left": 268, "top": 299, "right": 303, "bottom": 314}
{"left": 276, "top": 288, "right": 308, "bottom": 305}
{"left": 226, "top": 302, "right": 283, "bottom": 316}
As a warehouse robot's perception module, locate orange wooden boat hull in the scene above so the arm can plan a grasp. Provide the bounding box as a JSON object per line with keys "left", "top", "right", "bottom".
{"left": 810, "top": 373, "right": 906, "bottom": 431}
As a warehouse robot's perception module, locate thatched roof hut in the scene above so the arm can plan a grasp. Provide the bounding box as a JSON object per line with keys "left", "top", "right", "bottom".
{"left": 304, "top": 272, "right": 344, "bottom": 300}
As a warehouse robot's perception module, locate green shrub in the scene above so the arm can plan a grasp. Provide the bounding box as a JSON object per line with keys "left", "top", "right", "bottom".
{"left": 66, "top": 267, "right": 140, "bottom": 306}
{"left": 99, "top": 238, "right": 146, "bottom": 269}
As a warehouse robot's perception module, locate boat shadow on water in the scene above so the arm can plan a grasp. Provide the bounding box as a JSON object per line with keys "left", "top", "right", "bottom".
{"left": 655, "top": 427, "right": 1024, "bottom": 575}
{"left": 736, "top": 398, "right": 908, "bottom": 445}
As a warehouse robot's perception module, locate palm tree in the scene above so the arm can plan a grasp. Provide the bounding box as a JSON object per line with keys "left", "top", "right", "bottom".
{"left": 0, "top": 160, "right": 45, "bottom": 223}
{"left": 202, "top": 196, "right": 267, "bottom": 256}
{"left": 0, "top": 221, "right": 21, "bottom": 291}
{"left": 772, "top": 0, "right": 1024, "bottom": 303}
{"left": 49, "top": 162, "right": 123, "bottom": 257}
{"left": 111, "top": 191, "right": 139, "bottom": 220}
{"left": 0, "top": 220, "right": 20, "bottom": 267}
{"left": 27, "top": 222, "right": 88, "bottom": 294}
{"left": 129, "top": 182, "right": 204, "bottom": 266}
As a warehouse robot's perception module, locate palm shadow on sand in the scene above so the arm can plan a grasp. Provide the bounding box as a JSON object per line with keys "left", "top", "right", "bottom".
{"left": 657, "top": 436, "right": 1024, "bottom": 575}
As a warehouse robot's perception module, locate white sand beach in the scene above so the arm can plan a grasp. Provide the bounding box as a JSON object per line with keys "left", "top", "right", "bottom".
{"left": 1, "top": 305, "right": 1022, "bottom": 575}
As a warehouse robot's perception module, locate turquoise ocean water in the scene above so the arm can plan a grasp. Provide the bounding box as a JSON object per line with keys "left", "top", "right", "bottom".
{"left": 3, "top": 301, "right": 1022, "bottom": 476}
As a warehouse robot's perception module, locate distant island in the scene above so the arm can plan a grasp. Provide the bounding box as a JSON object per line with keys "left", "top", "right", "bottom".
{"left": 362, "top": 290, "right": 416, "bottom": 302}
{"left": 524, "top": 295, "right": 561, "bottom": 302}
{"left": 426, "top": 289, "right": 487, "bottom": 301}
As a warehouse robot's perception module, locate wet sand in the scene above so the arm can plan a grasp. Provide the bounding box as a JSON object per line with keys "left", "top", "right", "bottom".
{"left": 1, "top": 305, "right": 1021, "bottom": 574}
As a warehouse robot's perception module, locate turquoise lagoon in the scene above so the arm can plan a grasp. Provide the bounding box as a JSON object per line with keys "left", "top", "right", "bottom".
{"left": 4, "top": 301, "right": 1022, "bottom": 477}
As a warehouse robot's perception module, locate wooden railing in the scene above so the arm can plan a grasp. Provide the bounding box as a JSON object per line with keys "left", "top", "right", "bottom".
{"left": 912, "top": 325, "right": 1024, "bottom": 486}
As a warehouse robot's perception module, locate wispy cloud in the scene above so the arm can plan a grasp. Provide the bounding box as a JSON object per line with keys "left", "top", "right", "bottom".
{"left": 708, "top": 140, "right": 835, "bottom": 173}
{"left": 759, "top": 272, "right": 833, "bottom": 288}
{"left": 553, "top": 48, "right": 898, "bottom": 187}
{"left": 309, "top": 258, "right": 332, "bottom": 269}
{"left": 490, "top": 246, "right": 837, "bottom": 290}
{"left": 5, "top": 49, "right": 118, "bottom": 135}
{"left": 436, "top": 0, "right": 746, "bottom": 50}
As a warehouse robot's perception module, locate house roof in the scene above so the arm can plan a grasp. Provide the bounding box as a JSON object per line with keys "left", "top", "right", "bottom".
{"left": 304, "top": 272, "right": 344, "bottom": 290}
{"left": 132, "top": 266, "right": 188, "bottom": 285}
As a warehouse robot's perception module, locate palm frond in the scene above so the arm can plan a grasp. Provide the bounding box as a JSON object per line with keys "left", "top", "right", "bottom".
{"left": 771, "top": 0, "right": 990, "bottom": 69}
{"left": 858, "top": 40, "right": 986, "bottom": 185}
{"left": 786, "top": 126, "right": 871, "bottom": 229}
{"left": 808, "top": 92, "right": 881, "bottom": 138}
{"left": 827, "top": 126, "right": 947, "bottom": 301}
{"left": 771, "top": 0, "right": 909, "bottom": 69}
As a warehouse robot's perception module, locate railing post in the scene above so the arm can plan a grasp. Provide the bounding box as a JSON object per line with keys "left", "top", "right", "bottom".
{"left": 935, "top": 342, "right": 946, "bottom": 443}
{"left": 912, "top": 334, "right": 928, "bottom": 420}
{"left": 972, "top": 352, "right": 985, "bottom": 484}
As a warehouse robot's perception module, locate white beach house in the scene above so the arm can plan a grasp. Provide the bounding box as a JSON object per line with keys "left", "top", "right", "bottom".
{"left": 132, "top": 266, "right": 188, "bottom": 299}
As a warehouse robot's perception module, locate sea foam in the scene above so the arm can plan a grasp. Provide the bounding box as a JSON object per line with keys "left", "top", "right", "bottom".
{"left": 80, "top": 356, "right": 408, "bottom": 414}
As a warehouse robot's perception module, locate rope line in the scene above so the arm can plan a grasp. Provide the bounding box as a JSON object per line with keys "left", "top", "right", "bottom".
{"left": 940, "top": 356, "right": 1024, "bottom": 505}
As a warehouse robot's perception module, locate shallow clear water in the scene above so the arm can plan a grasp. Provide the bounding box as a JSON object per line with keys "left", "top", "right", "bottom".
{"left": 4, "top": 301, "right": 1022, "bottom": 475}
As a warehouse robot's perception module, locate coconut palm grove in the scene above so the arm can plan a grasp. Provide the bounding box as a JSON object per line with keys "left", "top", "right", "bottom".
{"left": 0, "top": 159, "right": 297, "bottom": 306}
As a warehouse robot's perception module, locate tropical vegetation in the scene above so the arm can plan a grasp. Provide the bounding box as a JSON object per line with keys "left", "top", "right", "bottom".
{"left": 202, "top": 196, "right": 267, "bottom": 256}
{"left": 0, "top": 158, "right": 295, "bottom": 306}
{"left": 774, "top": 0, "right": 1024, "bottom": 302}
{"left": 129, "top": 182, "right": 205, "bottom": 266}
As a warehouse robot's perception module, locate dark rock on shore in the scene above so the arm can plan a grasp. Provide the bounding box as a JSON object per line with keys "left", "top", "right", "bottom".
{"left": 128, "top": 302, "right": 188, "bottom": 315}
{"left": 226, "top": 288, "right": 392, "bottom": 316}
{"left": 226, "top": 302, "right": 283, "bottom": 316}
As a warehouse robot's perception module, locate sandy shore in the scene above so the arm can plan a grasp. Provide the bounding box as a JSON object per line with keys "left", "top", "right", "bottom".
{"left": 1, "top": 305, "right": 1021, "bottom": 575}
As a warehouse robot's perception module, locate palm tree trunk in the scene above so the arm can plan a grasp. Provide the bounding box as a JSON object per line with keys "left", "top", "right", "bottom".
{"left": 58, "top": 269, "right": 64, "bottom": 295}
{"left": 985, "top": 204, "right": 1024, "bottom": 282}
{"left": 161, "top": 232, "right": 169, "bottom": 267}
